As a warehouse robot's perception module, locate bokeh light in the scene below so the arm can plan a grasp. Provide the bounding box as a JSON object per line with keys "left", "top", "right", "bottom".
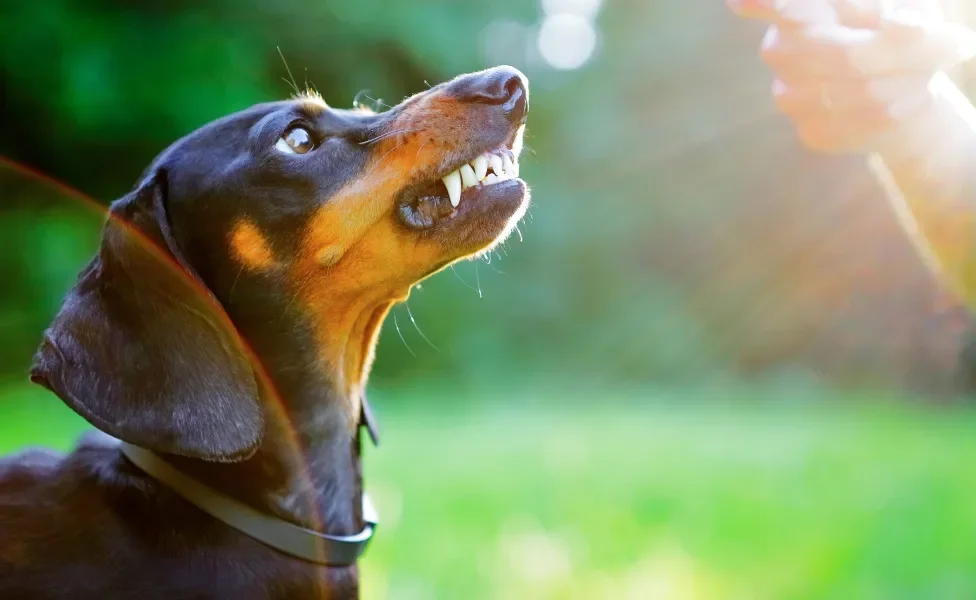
{"left": 537, "top": 13, "right": 598, "bottom": 71}
{"left": 541, "top": 0, "right": 603, "bottom": 19}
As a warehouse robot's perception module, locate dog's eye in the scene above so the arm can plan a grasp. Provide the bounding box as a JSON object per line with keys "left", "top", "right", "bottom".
{"left": 275, "top": 127, "right": 315, "bottom": 155}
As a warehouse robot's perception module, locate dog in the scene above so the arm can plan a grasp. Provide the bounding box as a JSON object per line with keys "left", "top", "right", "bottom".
{"left": 0, "top": 65, "right": 529, "bottom": 599}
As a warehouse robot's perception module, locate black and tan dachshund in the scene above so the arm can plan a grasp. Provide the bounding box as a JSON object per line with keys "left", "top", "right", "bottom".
{"left": 0, "top": 65, "right": 529, "bottom": 599}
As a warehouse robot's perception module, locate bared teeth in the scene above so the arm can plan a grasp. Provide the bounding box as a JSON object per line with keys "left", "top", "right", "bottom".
{"left": 439, "top": 149, "right": 521, "bottom": 208}
{"left": 442, "top": 170, "right": 461, "bottom": 207}
{"left": 489, "top": 154, "right": 504, "bottom": 177}
{"left": 473, "top": 155, "right": 488, "bottom": 181}
{"left": 459, "top": 164, "right": 478, "bottom": 188}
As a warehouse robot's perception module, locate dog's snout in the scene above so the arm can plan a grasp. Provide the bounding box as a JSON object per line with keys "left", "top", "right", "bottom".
{"left": 449, "top": 66, "right": 529, "bottom": 125}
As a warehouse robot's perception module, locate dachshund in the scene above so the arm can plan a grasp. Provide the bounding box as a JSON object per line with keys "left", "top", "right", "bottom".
{"left": 0, "top": 65, "right": 529, "bottom": 599}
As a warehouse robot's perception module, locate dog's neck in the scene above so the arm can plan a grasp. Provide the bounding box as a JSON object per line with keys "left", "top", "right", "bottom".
{"left": 170, "top": 295, "right": 393, "bottom": 538}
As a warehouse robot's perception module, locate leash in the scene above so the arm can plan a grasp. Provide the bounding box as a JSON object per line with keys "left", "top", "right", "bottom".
{"left": 118, "top": 396, "right": 380, "bottom": 567}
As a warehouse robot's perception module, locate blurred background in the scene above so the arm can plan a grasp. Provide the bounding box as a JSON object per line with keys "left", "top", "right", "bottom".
{"left": 3, "top": 0, "right": 976, "bottom": 598}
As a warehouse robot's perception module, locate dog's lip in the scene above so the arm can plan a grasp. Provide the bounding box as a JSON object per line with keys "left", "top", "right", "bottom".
{"left": 433, "top": 177, "right": 526, "bottom": 222}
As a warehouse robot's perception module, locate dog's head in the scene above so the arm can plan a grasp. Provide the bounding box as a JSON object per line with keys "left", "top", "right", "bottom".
{"left": 30, "top": 66, "right": 530, "bottom": 461}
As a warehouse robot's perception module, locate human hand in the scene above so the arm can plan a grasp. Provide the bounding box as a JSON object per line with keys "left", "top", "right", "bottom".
{"left": 728, "top": 0, "right": 976, "bottom": 154}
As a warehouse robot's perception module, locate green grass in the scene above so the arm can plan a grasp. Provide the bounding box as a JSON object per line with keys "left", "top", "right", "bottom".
{"left": 2, "top": 382, "right": 976, "bottom": 599}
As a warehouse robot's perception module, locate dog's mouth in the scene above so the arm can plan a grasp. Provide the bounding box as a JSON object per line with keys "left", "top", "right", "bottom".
{"left": 397, "top": 144, "right": 525, "bottom": 230}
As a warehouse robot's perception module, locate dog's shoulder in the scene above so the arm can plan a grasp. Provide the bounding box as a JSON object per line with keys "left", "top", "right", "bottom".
{"left": 0, "top": 431, "right": 121, "bottom": 531}
{"left": 0, "top": 430, "right": 120, "bottom": 491}
{"left": 0, "top": 447, "right": 63, "bottom": 489}
{"left": 0, "top": 432, "right": 323, "bottom": 599}
{"left": 0, "top": 432, "right": 166, "bottom": 597}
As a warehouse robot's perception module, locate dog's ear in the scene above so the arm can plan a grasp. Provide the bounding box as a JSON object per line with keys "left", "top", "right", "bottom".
{"left": 30, "top": 172, "right": 265, "bottom": 462}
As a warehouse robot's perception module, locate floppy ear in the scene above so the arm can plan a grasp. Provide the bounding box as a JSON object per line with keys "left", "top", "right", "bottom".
{"left": 30, "top": 172, "right": 264, "bottom": 462}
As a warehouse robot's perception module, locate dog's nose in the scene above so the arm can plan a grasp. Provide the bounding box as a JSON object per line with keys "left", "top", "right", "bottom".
{"left": 449, "top": 66, "right": 529, "bottom": 125}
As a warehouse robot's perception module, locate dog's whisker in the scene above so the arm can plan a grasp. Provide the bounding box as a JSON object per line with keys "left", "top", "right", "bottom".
{"left": 514, "top": 224, "right": 523, "bottom": 242}
{"left": 483, "top": 254, "right": 506, "bottom": 275}
{"left": 475, "top": 262, "right": 483, "bottom": 299}
{"left": 414, "top": 141, "right": 429, "bottom": 161}
{"left": 276, "top": 46, "right": 301, "bottom": 97}
{"left": 449, "top": 264, "right": 480, "bottom": 295}
{"left": 372, "top": 141, "right": 406, "bottom": 171}
{"left": 405, "top": 301, "right": 439, "bottom": 352}
{"left": 363, "top": 94, "right": 393, "bottom": 112}
{"left": 279, "top": 277, "right": 311, "bottom": 325}
{"left": 280, "top": 77, "right": 299, "bottom": 95}
{"left": 352, "top": 89, "right": 372, "bottom": 111}
{"left": 392, "top": 312, "right": 416, "bottom": 357}
{"left": 359, "top": 130, "right": 400, "bottom": 145}
{"left": 358, "top": 128, "right": 424, "bottom": 146}
{"left": 228, "top": 264, "right": 246, "bottom": 303}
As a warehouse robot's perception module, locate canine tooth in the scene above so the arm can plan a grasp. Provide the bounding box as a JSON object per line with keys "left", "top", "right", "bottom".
{"left": 489, "top": 154, "right": 504, "bottom": 176}
{"left": 459, "top": 164, "right": 478, "bottom": 189}
{"left": 443, "top": 170, "right": 461, "bottom": 207}
{"left": 473, "top": 155, "right": 488, "bottom": 180}
{"left": 502, "top": 153, "right": 514, "bottom": 175}
{"left": 483, "top": 173, "right": 499, "bottom": 185}
{"left": 511, "top": 160, "right": 520, "bottom": 177}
